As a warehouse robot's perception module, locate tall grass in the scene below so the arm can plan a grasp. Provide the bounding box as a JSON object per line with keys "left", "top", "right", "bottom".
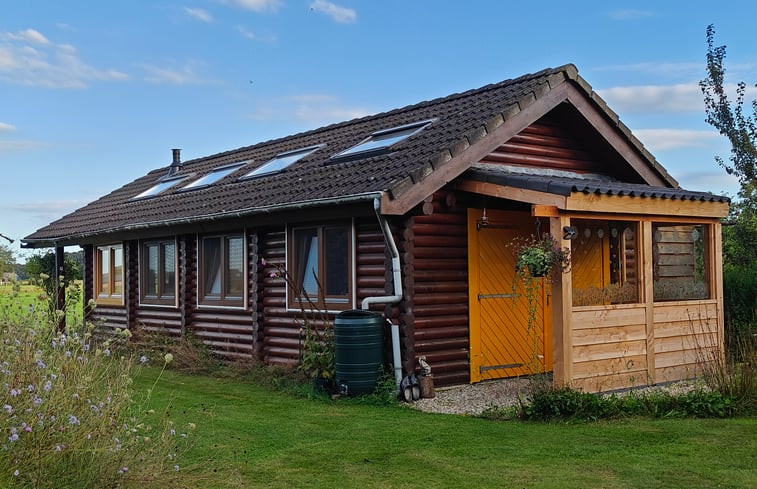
{"left": 0, "top": 281, "right": 194, "bottom": 487}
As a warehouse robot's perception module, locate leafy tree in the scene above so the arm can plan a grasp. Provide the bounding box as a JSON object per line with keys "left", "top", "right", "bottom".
{"left": 0, "top": 244, "right": 15, "bottom": 276}
{"left": 700, "top": 24, "right": 757, "bottom": 188}
{"left": 700, "top": 24, "right": 757, "bottom": 266}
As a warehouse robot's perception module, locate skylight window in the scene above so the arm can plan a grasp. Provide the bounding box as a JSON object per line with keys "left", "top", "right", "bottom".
{"left": 331, "top": 119, "right": 434, "bottom": 162}
{"left": 131, "top": 176, "right": 187, "bottom": 200}
{"left": 179, "top": 162, "right": 245, "bottom": 191}
{"left": 240, "top": 145, "right": 323, "bottom": 180}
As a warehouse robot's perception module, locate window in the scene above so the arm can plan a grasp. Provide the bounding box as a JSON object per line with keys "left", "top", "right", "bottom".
{"left": 199, "top": 234, "right": 245, "bottom": 307}
{"left": 141, "top": 239, "right": 177, "bottom": 305}
{"left": 571, "top": 220, "right": 640, "bottom": 306}
{"left": 131, "top": 176, "right": 187, "bottom": 200}
{"left": 331, "top": 119, "right": 433, "bottom": 162}
{"left": 179, "top": 163, "right": 244, "bottom": 191}
{"left": 653, "top": 223, "right": 710, "bottom": 301}
{"left": 240, "top": 145, "right": 322, "bottom": 180}
{"left": 95, "top": 244, "right": 124, "bottom": 304}
{"left": 288, "top": 223, "right": 352, "bottom": 310}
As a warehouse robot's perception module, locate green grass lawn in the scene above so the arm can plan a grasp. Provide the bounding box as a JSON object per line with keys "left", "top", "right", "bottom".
{"left": 133, "top": 368, "right": 757, "bottom": 489}
{"left": 0, "top": 282, "right": 83, "bottom": 327}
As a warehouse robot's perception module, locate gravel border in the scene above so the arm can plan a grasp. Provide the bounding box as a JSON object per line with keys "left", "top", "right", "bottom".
{"left": 410, "top": 377, "right": 708, "bottom": 416}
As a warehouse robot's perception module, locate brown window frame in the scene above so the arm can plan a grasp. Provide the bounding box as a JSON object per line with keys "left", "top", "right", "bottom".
{"left": 287, "top": 221, "right": 353, "bottom": 311}
{"left": 198, "top": 233, "right": 246, "bottom": 308}
{"left": 95, "top": 244, "right": 124, "bottom": 305}
{"left": 140, "top": 239, "right": 178, "bottom": 307}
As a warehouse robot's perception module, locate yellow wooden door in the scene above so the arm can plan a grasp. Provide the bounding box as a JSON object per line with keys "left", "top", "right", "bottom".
{"left": 468, "top": 209, "right": 552, "bottom": 382}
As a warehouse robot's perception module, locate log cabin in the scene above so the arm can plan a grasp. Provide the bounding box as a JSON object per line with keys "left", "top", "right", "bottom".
{"left": 23, "top": 65, "right": 730, "bottom": 392}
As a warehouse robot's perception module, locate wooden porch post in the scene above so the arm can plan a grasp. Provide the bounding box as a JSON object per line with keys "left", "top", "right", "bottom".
{"left": 641, "top": 221, "right": 656, "bottom": 384}
{"left": 713, "top": 222, "right": 725, "bottom": 362}
{"left": 550, "top": 216, "right": 573, "bottom": 386}
{"left": 54, "top": 245, "right": 66, "bottom": 332}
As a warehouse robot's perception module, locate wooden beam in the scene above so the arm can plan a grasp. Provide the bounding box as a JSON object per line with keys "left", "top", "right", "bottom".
{"left": 55, "top": 246, "right": 65, "bottom": 332}
{"left": 454, "top": 180, "right": 567, "bottom": 208}
{"left": 532, "top": 205, "right": 560, "bottom": 217}
{"left": 641, "top": 221, "right": 656, "bottom": 384}
{"left": 550, "top": 216, "right": 573, "bottom": 387}
{"left": 565, "top": 84, "right": 670, "bottom": 187}
{"left": 713, "top": 222, "right": 725, "bottom": 364}
{"left": 380, "top": 83, "right": 572, "bottom": 215}
{"left": 566, "top": 192, "right": 729, "bottom": 218}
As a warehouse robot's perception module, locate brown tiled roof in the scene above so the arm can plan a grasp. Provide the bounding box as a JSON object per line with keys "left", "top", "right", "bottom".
{"left": 23, "top": 64, "right": 687, "bottom": 246}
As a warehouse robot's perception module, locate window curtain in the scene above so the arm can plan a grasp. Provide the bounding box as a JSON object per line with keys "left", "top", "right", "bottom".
{"left": 203, "top": 238, "right": 222, "bottom": 297}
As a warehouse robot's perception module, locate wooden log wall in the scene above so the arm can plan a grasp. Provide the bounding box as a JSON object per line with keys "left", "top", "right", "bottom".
{"left": 258, "top": 219, "right": 386, "bottom": 367}
{"left": 186, "top": 231, "right": 257, "bottom": 361}
{"left": 571, "top": 305, "right": 649, "bottom": 392}
{"left": 653, "top": 225, "right": 698, "bottom": 282}
{"left": 400, "top": 190, "right": 470, "bottom": 386}
{"left": 653, "top": 301, "right": 719, "bottom": 383}
{"left": 479, "top": 111, "right": 608, "bottom": 174}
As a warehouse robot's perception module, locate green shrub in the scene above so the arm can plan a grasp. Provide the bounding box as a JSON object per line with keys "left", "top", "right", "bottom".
{"left": 723, "top": 263, "right": 757, "bottom": 361}
{"left": 0, "top": 288, "right": 192, "bottom": 487}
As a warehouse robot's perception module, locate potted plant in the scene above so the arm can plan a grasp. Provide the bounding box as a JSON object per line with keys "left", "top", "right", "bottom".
{"left": 511, "top": 233, "right": 570, "bottom": 374}
{"left": 514, "top": 234, "right": 570, "bottom": 278}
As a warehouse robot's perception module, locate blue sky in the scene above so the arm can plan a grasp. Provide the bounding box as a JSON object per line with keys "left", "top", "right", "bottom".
{"left": 2, "top": 1, "right": 755, "bottom": 258}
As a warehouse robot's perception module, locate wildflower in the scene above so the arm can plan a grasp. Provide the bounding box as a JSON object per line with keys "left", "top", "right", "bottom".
{"left": 43, "top": 381, "right": 52, "bottom": 391}
{"left": 164, "top": 353, "right": 173, "bottom": 364}
{"left": 121, "top": 329, "right": 132, "bottom": 339}
{"left": 68, "top": 414, "right": 80, "bottom": 425}
{"left": 269, "top": 271, "right": 277, "bottom": 278}
{"left": 104, "top": 349, "right": 111, "bottom": 357}
{"left": 40, "top": 273, "right": 49, "bottom": 280}
{"left": 27, "top": 384, "right": 34, "bottom": 392}
{"left": 51, "top": 339, "right": 57, "bottom": 348}
{"left": 174, "top": 465, "right": 180, "bottom": 471}
{"left": 3, "top": 404, "right": 12, "bottom": 414}
{"left": 170, "top": 429, "right": 176, "bottom": 436}
{"left": 10, "top": 388, "right": 19, "bottom": 397}
{"left": 187, "top": 422, "right": 196, "bottom": 430}
{"left": 13, "top": 469, "right": 19, "bottom": 477}
{"left": 261, "top": 257, "right": 266, "bottom": 266}
{"left": 139, "top": 355, "right": 148, "bottom": 364}
{"left": 24, "top": 426, "right": 32, "bottom": 433}
{"left": 55, "top": 445, "right": 62, "bottom": 452}
{"left": 83, "top": 343, "right": 90, "bottom": 352}
{"left": 118, "top": 466, "right": 128, "bottom": 474}
{"left": 8, "top": 433, "right": 18, "bottom": 442}
{"left": 65, "top": 351, "right": 72, "bottom": 358}
{"left": 87, "top": 298, "right": 96, "bottom": 308}
{"left": 32, "top": 396, "right": 42, "bottom": 407}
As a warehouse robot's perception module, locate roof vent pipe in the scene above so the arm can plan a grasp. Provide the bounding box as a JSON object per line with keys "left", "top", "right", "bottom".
{"left": 166, "top": 148, "right": 182, "bottom": 177}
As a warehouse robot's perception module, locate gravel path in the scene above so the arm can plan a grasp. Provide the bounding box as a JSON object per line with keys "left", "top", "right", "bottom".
{"left": 411, "top": 377, "right": 533, "bottom": 416}
{"left": 410, "top": 377, "right": 706, "bottom": 416}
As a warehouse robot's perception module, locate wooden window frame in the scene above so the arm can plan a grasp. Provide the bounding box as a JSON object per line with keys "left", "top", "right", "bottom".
{"left": 198, "top": 233, "right": 246, "bottom": 308}
{"left": 651, "top": 222, "right": 712, "bottom": 302}
{"left": 140, "top": 239, "right": 178, "bottom": 307}
{"left": 94, "top": 244, "right": 124, "bottom": 305}
{"left": 287, "top": 221, "right": 354, "bottom": 311}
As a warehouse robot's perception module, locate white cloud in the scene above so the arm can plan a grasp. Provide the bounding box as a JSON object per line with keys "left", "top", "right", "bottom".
{"left": 2, "top": 28, "right": 50, "bottom": 45}
{"left": 0, "top": 140, "right": 50, "bottom": 151}
{"left": 310, "top": 0, "right": 356, "bottom": 23}
{"left": 607, "top": 9, "right": 654, "bottom": 20}
{"left": 56, "top": 23, "right": 77, "bottom": 32}
{"left": 237, "top": 26, "right": 276, "bottom": 42}
{"left": 0, "top": 122, "right": 16, "bottom": 132}
{"left": 7, "top": 199, "right": 88, "bottom": 220}
{"left": 221, "top": 0, "right": 281, "bottom": 12}
{"left": 139, "top": 60, "right": 217, "bottom": 85}
{"left": 598, "top": 81, "right": 757, "bottom": 114}
{"left": 183, "top": 7, "right": 214, "bottom": 22}
{"left": 634, "top": 129, "right": 719, "bottom": 151}
{"left": 593, "top": 62, "right": 702, "bottom": 79}
{"left": 248, "top": 93, "right": 370, "bottom": 123}
{"left": 596, "top": 83, "right": 703, "bottom": 113}
{"left": 0, "top": 29, "right": 127, "bottom": 88}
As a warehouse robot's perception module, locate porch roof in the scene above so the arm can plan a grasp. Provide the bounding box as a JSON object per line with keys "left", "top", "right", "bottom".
{"left": 457, "top": 165, "right": 731, "bottom": 219}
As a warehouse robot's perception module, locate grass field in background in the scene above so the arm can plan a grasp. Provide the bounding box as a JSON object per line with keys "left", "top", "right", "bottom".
{"left": 133, "top": 367, "right": 757, "bottom": 489}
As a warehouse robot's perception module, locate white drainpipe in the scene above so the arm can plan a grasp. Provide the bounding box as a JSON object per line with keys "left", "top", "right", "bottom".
{"left": 361, "top": 196, "right": 404, "bottom": 389}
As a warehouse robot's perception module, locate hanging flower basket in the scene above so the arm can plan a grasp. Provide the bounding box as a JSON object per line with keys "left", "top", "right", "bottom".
{"left": 514, "top": 234, "right": 570, "bottom": 279}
